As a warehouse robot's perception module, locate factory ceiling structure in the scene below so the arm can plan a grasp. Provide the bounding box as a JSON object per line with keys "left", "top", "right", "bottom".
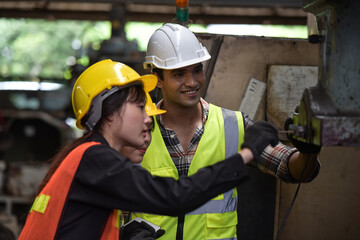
{"left": 0, "top": 0, "right": 308, "bottom": 25}
{"left": 1, "top": 0, "right": 359, "bottom": 147}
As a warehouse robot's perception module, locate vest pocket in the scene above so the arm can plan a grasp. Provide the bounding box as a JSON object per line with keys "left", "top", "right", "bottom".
{"left": 150, "top": 167, "right": 177, "bottom": 178}
{"left": 142, "top": 214, "right": 163, "bottom": 227}
{"left": 205, "top": 211, "right": 237, "bottom": 239}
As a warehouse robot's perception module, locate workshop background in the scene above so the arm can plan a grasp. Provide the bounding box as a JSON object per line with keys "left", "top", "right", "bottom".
{"left": 0, "top": 0, "right": 359, "bottom": 239}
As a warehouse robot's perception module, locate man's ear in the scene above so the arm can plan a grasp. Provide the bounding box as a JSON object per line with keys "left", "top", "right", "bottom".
{"left": 154, "top": 72, "right": 163, "bottom": 89}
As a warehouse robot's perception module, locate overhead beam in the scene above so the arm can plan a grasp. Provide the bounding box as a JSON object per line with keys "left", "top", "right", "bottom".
{"left": 0, "top": 1, "right": 307, "bottom": 25}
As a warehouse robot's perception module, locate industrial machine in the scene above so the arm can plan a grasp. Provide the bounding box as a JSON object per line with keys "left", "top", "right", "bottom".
{"left": 289, "top": 0, "right": 360, "bottom": 146}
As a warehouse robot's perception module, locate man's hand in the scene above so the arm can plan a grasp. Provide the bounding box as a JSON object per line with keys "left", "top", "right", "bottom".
{"left": 241, "top": 121, "right": 279, "bottom": 160}
{"left": 284, "top": 118, "right": 321, "bottom": 154}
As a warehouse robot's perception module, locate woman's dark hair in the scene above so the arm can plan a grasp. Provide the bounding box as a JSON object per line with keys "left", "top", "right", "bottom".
{"left": 37, "top": 84, "right": 145, "bottom": 194}
{"left": 91, "top": 83, "right": 145, "bottom": 132}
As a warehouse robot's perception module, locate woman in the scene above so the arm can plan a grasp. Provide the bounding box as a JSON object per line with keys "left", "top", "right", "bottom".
{"left": 120, "top": 93, "right": 165, "bottom": 165}
{"left": 19, "top": 59, "right": 279, "bottom": 240}
{"left": 118, "top": 93, "right": 166, "bottom": 239}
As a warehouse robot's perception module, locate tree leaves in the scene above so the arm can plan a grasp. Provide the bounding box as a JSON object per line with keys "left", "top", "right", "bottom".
{"left": 0, "top": 18, "right": 110, "bottom": 81}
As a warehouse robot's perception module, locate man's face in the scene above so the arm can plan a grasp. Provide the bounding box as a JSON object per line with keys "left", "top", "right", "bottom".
{"left": 158, "top": 63, "right": 205, "bottom": 108}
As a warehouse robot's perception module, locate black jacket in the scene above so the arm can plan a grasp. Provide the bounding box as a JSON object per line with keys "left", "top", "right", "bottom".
{"left": 56, "top": 132, "right": 249, "bottom": 239}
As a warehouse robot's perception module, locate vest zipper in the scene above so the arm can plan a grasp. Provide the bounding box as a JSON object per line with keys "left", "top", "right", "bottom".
{"left": 176, "top": 215, "right": 185, "bottom": 240}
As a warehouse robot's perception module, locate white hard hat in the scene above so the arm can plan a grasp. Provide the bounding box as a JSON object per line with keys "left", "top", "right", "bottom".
{"left": 144, "top": 23, "right": 211, "bottom": 70}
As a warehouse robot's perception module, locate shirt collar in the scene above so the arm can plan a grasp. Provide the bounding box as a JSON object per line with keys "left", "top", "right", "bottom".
{"left": 156, "top": 97, "right": 209, "bottom": 128}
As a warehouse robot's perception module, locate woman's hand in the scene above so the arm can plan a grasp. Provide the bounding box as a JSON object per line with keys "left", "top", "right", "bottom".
{"left": 241, "top": 121, "right": 279, "bottom": 161}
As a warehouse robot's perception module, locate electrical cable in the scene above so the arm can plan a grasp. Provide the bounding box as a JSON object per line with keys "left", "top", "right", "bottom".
{"left": 275, "top": 182, "right": 301, "bottom": 240}
{"left": 275, "top": 154, "right": 311, "bottom": 240}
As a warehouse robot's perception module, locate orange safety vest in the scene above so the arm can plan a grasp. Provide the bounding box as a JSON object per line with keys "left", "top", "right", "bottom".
{"left": 18, "top": 141, "right": 120, "bottom": 240}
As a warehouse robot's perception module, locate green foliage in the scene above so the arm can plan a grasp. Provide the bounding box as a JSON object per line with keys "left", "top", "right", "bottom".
{"left": 0, "top": 18, "right": 306, "bottom": 83}
{"left": 0, "top": 18, "right": 110, "bottom": 81}
{"left": 125, "top": 22, "right": 163, "bottom": 52}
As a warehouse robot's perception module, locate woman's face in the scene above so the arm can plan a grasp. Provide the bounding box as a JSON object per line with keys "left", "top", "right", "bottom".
{"left": 111, "top": 100, "right": 152, "bottom": 151}
{"left": 120, "top": 118, "right": 154, "bottom": 164}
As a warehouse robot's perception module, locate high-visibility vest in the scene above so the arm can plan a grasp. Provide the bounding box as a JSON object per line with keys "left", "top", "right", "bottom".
{"left": 132, "top": 104, "right": 244, "bottom": 240}
{"left": 100, "top": 209, "right": 122, "bottom": 240}
{"left": 18, "top": 141, "right": 121, "bottom": 240}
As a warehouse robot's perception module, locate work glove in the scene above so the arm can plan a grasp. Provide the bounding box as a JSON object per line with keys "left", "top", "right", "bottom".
{"left": 241, "top": 121, "right": 279, "bottom": 160}
{"left": 284, "top": 118, "right": 321, "bottom": 154}
{"left": 128, "top": 228, "right": 155, "bottom": 240}
{"left": 123, "top": 221, "right": 165, "bottom": 240}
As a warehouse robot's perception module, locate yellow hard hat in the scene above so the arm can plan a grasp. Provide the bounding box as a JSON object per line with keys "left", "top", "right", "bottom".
{"left": 72, "top": 59, "right": 157, "bottom": 130}
{"left": 145, "top": 93, "right": 166, "bottom": 117}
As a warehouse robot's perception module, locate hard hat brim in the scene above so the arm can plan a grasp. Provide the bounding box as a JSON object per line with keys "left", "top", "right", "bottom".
{"left": 147, "top": 108, "right": 167, "bottom": 117}
{"left": 139, "top": 74, "right": 157, "bottom": 92}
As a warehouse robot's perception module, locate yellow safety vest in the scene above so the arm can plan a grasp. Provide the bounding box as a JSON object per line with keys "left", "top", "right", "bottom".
{"left": 132, "top": 104, "right": 244, "bottom": 240}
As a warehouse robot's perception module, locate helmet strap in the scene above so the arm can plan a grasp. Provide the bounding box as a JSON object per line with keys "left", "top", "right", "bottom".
{"left": 83, "top": 81, "right": 144, "bottom": 131}
{"left": 84, "top": 86, "right": 121, "bottom": 131}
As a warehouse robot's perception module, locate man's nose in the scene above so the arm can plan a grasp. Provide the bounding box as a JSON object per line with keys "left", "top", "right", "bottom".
{"left": 184, "top": 74, "right": 197, "bottom": 87}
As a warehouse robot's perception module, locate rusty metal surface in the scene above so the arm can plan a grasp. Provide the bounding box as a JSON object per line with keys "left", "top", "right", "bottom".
{"left": 292, "top": 0, "right": 360, "bottom": 146}
{"left": 303, "top": 0, "right": 360, "bottom": 113}
{"left": 296, "top": 86, "right": 360, "bottom": 146}
{"left": 320, "top": 116, "right": 360, "bottom": 146}
{"left": 6, "top": 162, "right": 50, "bottom": 197}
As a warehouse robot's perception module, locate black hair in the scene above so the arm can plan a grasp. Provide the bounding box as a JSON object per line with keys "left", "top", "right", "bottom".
{"left": 94, "top": 84, "right": 145, "bottom": 131}
{"left": 152, "top": 68, "right": 163, "bottom": 81}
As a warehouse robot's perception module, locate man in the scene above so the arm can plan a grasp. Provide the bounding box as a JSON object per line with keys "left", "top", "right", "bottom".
{"left": 132, "top": 23, "right": 321, "bottom": 240}
{"left": 121, "top": 91, "right": 278, "bottom": 240}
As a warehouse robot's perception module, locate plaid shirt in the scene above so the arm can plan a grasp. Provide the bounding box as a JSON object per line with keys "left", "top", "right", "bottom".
{"left": 156, "top": 98, "right": 318, "bottom": 183}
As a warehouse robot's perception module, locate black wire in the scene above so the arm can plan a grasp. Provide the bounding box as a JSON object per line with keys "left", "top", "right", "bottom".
{"left": 275, "top": 154, "right": 311, "bottom": 240}
{"left": 275, "top": 182, "right": 301, "bottom": 240}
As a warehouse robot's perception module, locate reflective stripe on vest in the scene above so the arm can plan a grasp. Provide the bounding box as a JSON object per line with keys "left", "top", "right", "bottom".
{"left": 222, "top": 108, "right": 239, "bottom": 158}
{"left": 18, "top": 141, "right": 120, "bottom": 240}
{"left": 133, "top": 104, "right": 245, "bottom": 240}
{"left": 186, "top": 108, "right": 239, "bottom": 216}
